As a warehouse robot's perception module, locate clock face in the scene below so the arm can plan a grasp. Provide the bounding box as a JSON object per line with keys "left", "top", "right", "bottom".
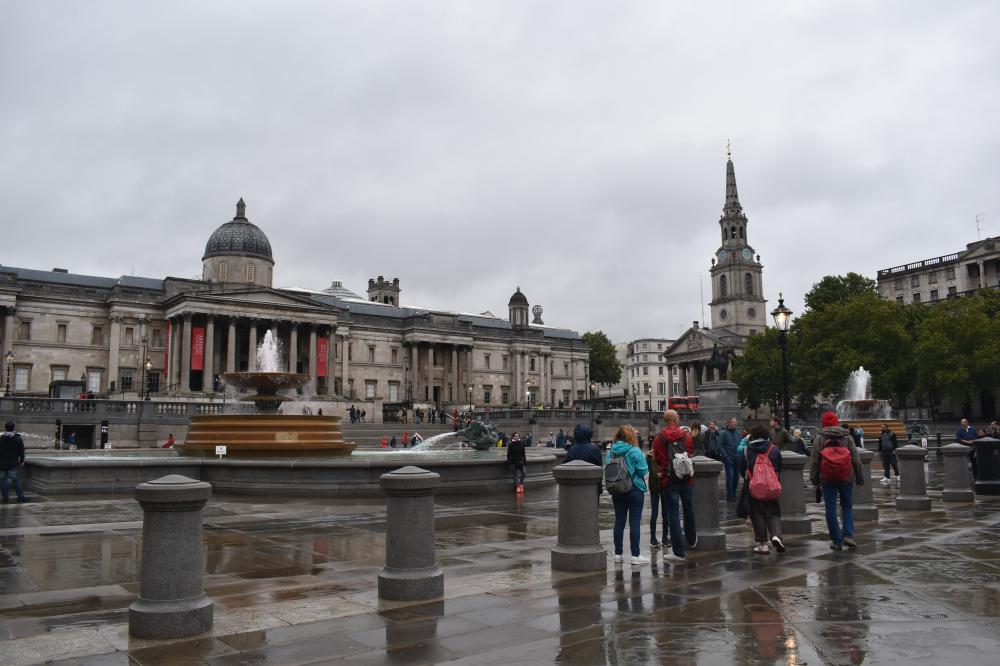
{"left": 742, "top": 248, "right": 753, "bottom": 260}
{"left": 717, "top": 250, "right": 727, "bottom": 263}
{"left": 747, "top": 307, "right": 756, "bottom": 319}
{"left": 720, "top": 308, "right": 728, "bottom": 320}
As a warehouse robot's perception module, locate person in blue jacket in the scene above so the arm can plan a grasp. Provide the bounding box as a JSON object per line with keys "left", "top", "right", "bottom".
{"left": 717, "top": 417, "right": 741, "bottom": 501}
{"left": 606, "top": 425, "right": 649, "bottom": 565}
{"left": 565, "top": 424, "right": 603, "bottom": 495}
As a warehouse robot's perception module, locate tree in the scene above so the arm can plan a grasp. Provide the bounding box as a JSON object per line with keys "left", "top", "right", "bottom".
{"left": 730, "top": 328, "right": 785, "bottom": 413}
{"left": 803, "top": 273, "right": 878, "bottom": 311}
{"left": 582, "top": 331, "right": 622, "bottom": 386}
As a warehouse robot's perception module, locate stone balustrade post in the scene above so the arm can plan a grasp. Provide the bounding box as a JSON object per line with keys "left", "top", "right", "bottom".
{"left": 378, "top": 466, "right": 444, "bottom": 601}
{"left": 129, "top": 475, "right": 213, "bottom": 639}
{"left": 551, "top": 460, "right": 606, "bottom": 572}
{"left": 691, "top": 456, "right": 725, "bottom": 550}
{"left": 895, "top": 444, "right": 931, "bottom": 510}
{"left": 973, "top": 437, "right": 1000, "bottom": 495}
{"left": 854, "top": 449, "right": 878, "bottom": 521}
{"left": 942, "top": 444, "right": 974, "bottom": 502}
{"left": 778, "top": 451, "right": 811, "bottom": 534}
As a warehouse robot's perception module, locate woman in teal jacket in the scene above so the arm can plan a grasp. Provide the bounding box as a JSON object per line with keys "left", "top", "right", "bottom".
{"left": 606, "top": 425, "right": 649, "bottom": 565}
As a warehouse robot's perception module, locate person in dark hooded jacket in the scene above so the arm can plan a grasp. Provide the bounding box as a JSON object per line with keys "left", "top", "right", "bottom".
{"left": 0, "top": 421, "right": 28, "bottom": 503}
{"left": 738, "top": 424, "right": 784, "bottom": 554}
{"left": 564, "top": 424, "right": 603, "bottom": 494}
{"left": 506, "top": 433, "right": 527, "bottom": 493}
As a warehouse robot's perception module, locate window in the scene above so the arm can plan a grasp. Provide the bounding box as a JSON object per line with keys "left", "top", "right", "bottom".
{"left": 51, "top": 366, "right": 68, "bottom": 382}
{"left": 219, "top": 262, "right": 228, "bottom": 281}
{"left": 577, "top": 390, "right": 585, "bottom": 400}
{"left": 433, "top": 348, "right": 442, "bottom": 366}
{"left": 529, "top": 357, "right": 536, "bottom": 371}
{"left": 658, "top": 382, "right": 666, "bottom": 394}
{"left": 246, "top": 263, "right": 255, "bottom": 282}
{"left": 673, "top": 382, "right": 680, "bottom": 394}
{"left": 928, "top": 272, "right": 938, "bottom": 284}
{"left": 896, "top": 295, "right": 904, "bottom": 304}
{"left": 642, "top": 354, "right": 647, "bottom": 361}
{"left": 562, "top": 389, "right": 571, "bottom": 404}
{"left": 643, "top": 383, "right": 650, "bottom": 394}
{"left": 56, "top": 323, "right": 67, "bottom": 343}
{"left": 14, "top": 366, "right": 30, "bottom": 391}
{"left": 658, "top": 367, "right": 664, "bottom": 375}
{"left": 389, "top": 382, "right": 399, "bottom": 402}
{"left": 152, "top": 329, "right": 162, "bottom": 347}
{"left": 347, "top": 343, "right": 352, "bottom": 361}
{"left": 503, "top": 356, "right": 509, "bottom": 370}
{"left": 720, "top": 275, "right": 728, "bottom": 298}
{"left": 641, "top": 343, "right": 647, "bottom": 350}
{"left": 391, "top": 348, "right": 398, "bottom": 364}
{"left": 501, "top": 386, "right": 510, "bottom": 404}
{"left": 484, "top": 385, "right": 493, "bottom": 404}
{"left": 125, "top": 327, "right": 135, "bottom": 346}
{"left": 347, "top": 378, "right": 354, "bottom": 398}
{"left": 121, "top": 369, "right": 134, "bottom": 391}
{"left": 642, "top": 367, "right": 648, "bottom": 375}
{"left": 894, "top": 278, "right": 904, "bottom": 290}
{"left": 484, "top": 354, "right": 491, "bottom": 369}
{"left": 911, "top": 275, "right": 920, "bottom": 287}
{"left": 930, "top": 289, "right": 939, "bottom": 301}
{"left": 745, "top": 273, "right": 754, "bottom": 295}
{"left": 87, "top": 369, "right": 102, "bottom": 393}
{"left": 945, "top": 267, "right": 956, "bottom": 280}
{"left": 948, "top": 285, "right": 957, "bottom": 297}
{"left": 92, "top": 326, "right": 104, "bottom": 345}
{"left": 18, "top": 320, "right": 30, "bottom": 340}
{"left": 368, "top": 346, "right": 376, "bottom": 363}
{"left": 912, "top": 293, "right": 921, "bottom": 303}
{"left": 147, "top": 371, "right": 161, "bottom": 393}
{"left": 365, "top": 380, "right": 377, "bottom": 399}
{"left": 657, "top": 343, "right": 662, "bottom": 350}
{"left": 563, "top": 362, "right": 569, "bottom": 375}
{"left": 672, "top": 367, "right": 679, "bottom": 377}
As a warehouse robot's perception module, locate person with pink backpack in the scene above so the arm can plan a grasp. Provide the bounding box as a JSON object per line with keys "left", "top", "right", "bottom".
{"left": 738, "top": 424, "right": 785, "bottom": 555}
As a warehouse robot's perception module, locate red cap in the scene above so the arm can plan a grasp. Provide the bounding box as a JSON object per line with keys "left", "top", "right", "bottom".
{"left": 821, "top": 412, "right": 839, "bottom": 428}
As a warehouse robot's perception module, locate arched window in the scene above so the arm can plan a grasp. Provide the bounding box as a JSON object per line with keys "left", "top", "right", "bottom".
{"left": 246, "top": 263, "right": 255, "bottom": 283}
{"left": 739, "top": 226, "right": 745, "bottom": 239}
{"left": 745, "top": 273, "right": 753, "bottom": 295}
{"left": 720, "top": 275, "right": 728, "bottom": 298}
{"left": 219, "top": 262, "right": 228, "bottom": 281}
{"left": 731, "top": 226, "right": 737, "bottom": 239}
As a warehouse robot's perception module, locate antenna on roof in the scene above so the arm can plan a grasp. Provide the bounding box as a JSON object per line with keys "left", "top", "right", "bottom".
{"left": 976, "top": 213, "right": 985, "bottom": 240}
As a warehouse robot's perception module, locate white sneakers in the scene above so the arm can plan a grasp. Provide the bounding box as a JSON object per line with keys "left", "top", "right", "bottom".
{"left": 613, "top": 554, "right": 623, "bottom": 563}
{"left": 880, "top": 477, "right": 891, "bottom": 487}
{"left": 663, "top": 551, "right": 686, "bottom": 562}
{"left": 753, "top": 543, "right": 770, "bottom": 554}
{"left": 630, "top": 555, "right": 650, "bottom": 565}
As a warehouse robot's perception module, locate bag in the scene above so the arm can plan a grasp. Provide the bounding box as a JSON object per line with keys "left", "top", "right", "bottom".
{"left": 820, "top": 438, "right": 853, "bottom": 482}
{"left": 737, "top": 479, "right": 750, "bottom": 518}
{"left": 747, "top": 444, "right": 782, "bottom": 501}
{"left": 667, "top": 439, "right": 694, "bottom": 483}
{"left": 604, "top": 453, "right": 634, "bottom": 495}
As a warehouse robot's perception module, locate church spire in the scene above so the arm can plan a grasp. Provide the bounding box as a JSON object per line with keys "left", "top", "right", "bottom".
{"left": 724, "top": 143, "right": 742, "bottom": 215}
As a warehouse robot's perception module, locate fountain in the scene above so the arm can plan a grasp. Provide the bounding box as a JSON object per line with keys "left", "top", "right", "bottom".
{"left": 835, "top": 367, "right": 893, "bottom": 421}
{"left": 178, "top": 331, "right": 356, "bottom": 457}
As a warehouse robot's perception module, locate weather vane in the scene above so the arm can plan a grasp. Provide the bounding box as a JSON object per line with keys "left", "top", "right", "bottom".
{"left": 726, "top": 139, "right": 731, "bottom": 158}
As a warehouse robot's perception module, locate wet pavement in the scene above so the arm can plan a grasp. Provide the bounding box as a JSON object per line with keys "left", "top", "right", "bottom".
{"left": 2, "top": 459, "right": 1000, "bottom": 664}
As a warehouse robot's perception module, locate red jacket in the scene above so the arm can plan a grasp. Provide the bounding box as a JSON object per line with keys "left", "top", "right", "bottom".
{"left": 653, "top": 424, "right": 694, "bottom": 487}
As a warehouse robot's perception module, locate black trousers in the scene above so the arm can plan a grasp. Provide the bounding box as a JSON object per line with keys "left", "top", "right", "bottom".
{"left": 881, "top": 451, "right": 899, "bottom": 478}
{"left": 748, "top": 497, "right": 782, "bottom": 542}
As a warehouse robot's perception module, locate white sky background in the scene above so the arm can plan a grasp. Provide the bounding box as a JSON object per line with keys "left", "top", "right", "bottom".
{"left": 1, "top": 1, "right": 998, "bottom": 343}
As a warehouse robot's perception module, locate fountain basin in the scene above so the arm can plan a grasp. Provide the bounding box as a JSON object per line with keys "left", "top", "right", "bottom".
{"left": 179, "top": 414, "right": 355, "bottom": 458}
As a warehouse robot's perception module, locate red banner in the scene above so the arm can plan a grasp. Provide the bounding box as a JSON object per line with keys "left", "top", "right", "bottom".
{"left": 317, "top": 337, "right": 329, "bottom": 377}
{"left": 191, "top": 326, "right": 205, "bottom": 371}
{"left": 164, "top": 321, "right": 170, "bottom": 376}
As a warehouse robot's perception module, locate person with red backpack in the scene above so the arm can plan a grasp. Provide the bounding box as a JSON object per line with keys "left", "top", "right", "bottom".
{"left": 738, "top": 424, "right": 785, "bottom": 555}
{"left": 809, "top": 412, "right": 865, "bottom": 550}
{"left": 653, "top": 409, "right": 696, "bottom": 562}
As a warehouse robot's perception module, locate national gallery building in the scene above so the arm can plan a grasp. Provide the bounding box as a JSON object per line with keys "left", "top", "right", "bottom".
{"left": 0, "top": 200, "right": 590, "bottom": 410}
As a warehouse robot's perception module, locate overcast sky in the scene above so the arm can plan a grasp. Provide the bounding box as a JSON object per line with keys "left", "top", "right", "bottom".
{"left": 2, "top": 1, "right": 998, "bottom": 343}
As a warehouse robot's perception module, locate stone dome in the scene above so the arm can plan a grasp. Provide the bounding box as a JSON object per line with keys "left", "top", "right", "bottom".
{"left": 508, "top": 287, "right": 528, "bottom": 307}
{"left": 202, "top": 199, "right": 274, "bottom": 263}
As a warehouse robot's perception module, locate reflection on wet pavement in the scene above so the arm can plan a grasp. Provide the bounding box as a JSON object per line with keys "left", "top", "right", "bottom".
{"left": 0, "top": 459, "right": 999, "bottom": 664}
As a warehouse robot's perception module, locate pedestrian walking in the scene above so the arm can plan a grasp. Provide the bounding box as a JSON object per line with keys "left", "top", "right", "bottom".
{"left": 507, "top": 432, "right": 527, "bottom": 493}
{"left": 738, "top": 424, "right": 784, "bottom": 554}
{"left": 809, "top": 412, "right": 864, "bottom": 551}
{"left": 877, "top": 424, "right": 899, "bottom": 486}
{"left": 0, "top": 422, "right": 29, "bottom": 503}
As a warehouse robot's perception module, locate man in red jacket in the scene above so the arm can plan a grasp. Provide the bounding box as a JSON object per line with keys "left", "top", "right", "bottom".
{"left": 652, "top": 410, "right": 697, "bottom": 562}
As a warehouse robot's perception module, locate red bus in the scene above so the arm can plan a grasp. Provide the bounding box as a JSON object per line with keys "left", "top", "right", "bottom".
{"left": 668, "top": 396, "right": 700, "bottom": 412}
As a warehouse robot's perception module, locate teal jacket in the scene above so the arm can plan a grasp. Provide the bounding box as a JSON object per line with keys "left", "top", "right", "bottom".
{"left": 606, "top": 441, "right": 648, "bottom": 492}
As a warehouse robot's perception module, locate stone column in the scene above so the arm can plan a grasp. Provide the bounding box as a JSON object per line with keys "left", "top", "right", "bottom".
{"left": 895, "top": 444, "right": 931, "bottom": 510}
{"left": 464, "top": 348, "right": 472, "bottom": 401}
{"left": 289, "top": 323, "right": 299, "bottom": 375}
{"left": 854, "top": 449, "right": 878, "bottom": 521}
{"left": 107, "top": 314, "right": 122, "bottom": 392}
{"left": 778, "top": 451, "right": 811, "bottom": 534}
{"left": 248, "top": 319, "right": 258, "bottom": 371}
{"left": 203, "top": 317, "right": 215, "bottom": 392}
{"left": 425, "top": 344, "right": 433, "bottom": 403}
{"left": 338, "top": 327, "right": 350, "bottom": 398}
{"left": 942, "top": 443, "right": 975, "bottom": 502}
{"left": 571, "top": 356, "right": 579, "bottom": 403}
{"left": 128, "top": 475, "right": 213, "bottom": 639}
{"left": 2, "top": 307, "right": 14, "bottom": 355}
{"left": 551, "top": 460, "right": 606, "bottom": 571}
{"left": 226, "top": 318, "right": 237, "bottom": 373}
{"left": 326, "top": 329, "right": 336, "bottom": 394}
{"left": 450, "top": 347, "right": 458, "bottom": 404}
{"left": 692, "top": 456, "right": 726, "bottom": 549}
{"left": 378, "top": 466, "right": 444, "bottom": 601}
{"left": 167, "top": 317, "right": 177, "bottom": 389}
{"left": 180, "top": 313, "right": 192, "bottom": 392}
{"left": 307, "top": 326, "right": 317, "bottom": 393}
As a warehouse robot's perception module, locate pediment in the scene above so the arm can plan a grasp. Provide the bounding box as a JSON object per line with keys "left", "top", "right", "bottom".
{"left": 962, "top": 239, "right": 999, "bottom": 261}
{"left": 176, "top": 288, "right": 339, "bottom": 313}
{"left": 666, "top": 328, "right": 716, "bottom": 356}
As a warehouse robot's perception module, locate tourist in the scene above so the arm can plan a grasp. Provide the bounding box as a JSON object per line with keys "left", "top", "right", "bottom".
{"left": 704, "top": 420, "right": 721, "bottom": 460}
{"left": 0, "top": 422, "right": 29, "bottom": 503}
{"left": 770, "top": 417, "right": 792, "bottom": 452}
{"left": 401, "top": 431, "right": 410, "bottom": 448}
{"left": 790, "top": 428, "right": 808, "bottom": 455}
{"left": 524, "top": 432, "right": 533, "bottom": 447}
{"left": 957, "top": 418, "right": 979, "bottom": 477}
{"left": 877, "top": 424, "right": 900, "bottom": 486}
{"left": 349, "top": 405, "right": 356, "bottom": 423}
{"left": 360, "top": 410, "right": 366, "bottom": 423}
{"left": 718, "top": 417, "right": 741, "bottom": 501}
{"left": 565, "top": 424, "right": 603, "bottom": 495}
{"left": 738, "top": 424, "right": 784, "bottom": 554}
{"left": 546, "top": 431, "right": 555, "bottom": 447}
{"left": 653, "top": 409, "right": 696, "bottom": 562}
{"left": 555, "top": 429, "right": 567, "bottom": 449}
{"left": 809, "top": 412, "right": 864, "bottom": 550}
{"left": 380, "top": 436, "right": 388, "bottom": 449}
{"left": 645, "top": 433, "right": 662, "bottom": 551}
{"left": 163, "top": 434, "right": 175, "bottom": 449}
{"left": 689, "top": 420, "right": 706, "bottom": 457}
{"left": 67, "top": 432, "right": 77, "bottom": 448}
{"left": 412, "top": 432, "right": 423, "bottom": 446}
{"left": 507, "top": 433, "right": 526, "bottom": 493}
{"left": 389, "top": 435, "right": 397, "bottom": 448}
{"left": 607, "top": 425, "right": 649, "bottom": 565}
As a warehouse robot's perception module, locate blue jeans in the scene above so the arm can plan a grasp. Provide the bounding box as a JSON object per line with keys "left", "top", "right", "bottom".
{"left": 649, "top": 491, "right": 661, "bottom": 545}
{"left": 822, "top": 481, "right": 854, "bottom": 545}
{"left": 1, "top": 467, "right": 26, "bottom": 501}
{"left": 662, "top": 483, "right": 696, "bottom": 557}
{"left": 723, "top": 459, "right": 738, "bottom": 499}
{"left": 612, "top": 486, "right": 645, "bottom": 556}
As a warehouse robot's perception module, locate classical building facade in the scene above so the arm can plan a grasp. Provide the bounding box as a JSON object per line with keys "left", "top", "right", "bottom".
{"left": 0, "top": 201, "right": 590, "bottom": 410}
{"left": 876, "top": 236, "right": 1000, "bottom": 305}
{"left": 624, "top": 338, "right": 674, "bottom": 411}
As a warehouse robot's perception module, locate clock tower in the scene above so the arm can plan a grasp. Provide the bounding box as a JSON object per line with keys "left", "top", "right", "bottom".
{"left": 709, "top": 148, "right": 767, "bottom": 337}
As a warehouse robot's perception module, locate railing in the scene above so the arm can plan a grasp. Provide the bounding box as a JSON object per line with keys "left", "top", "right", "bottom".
{"left": 0, "top": 397, "right": 256, "bottom": 419}
{"left": 878, "top": 252, "right": 961, "bottom": 277}
{"left": 470, "top": 408, "right": 675, "bottom": 422}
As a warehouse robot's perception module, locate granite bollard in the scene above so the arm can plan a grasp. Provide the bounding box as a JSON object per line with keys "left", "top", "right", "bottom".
{"left": 778, "top": 451, "right": 811, "bottom": 534}
{"left": 854, "top": 449, "right": 879, "bottom": 521}
{"left": 128, "top": 475, "right": 214, "bottom": 639}
{"left": 942, "top": 443, "right": 975, "bottom": 502}
{"left": 973, "top": 437, "right": 1000, "bottom": 495}
{"left": 895, "top": 444, "right": 932, "bottom": 510}
{"left": 378, "top": 466, "right": 444, "bottom": 601}
{"left": 691, "top": 456, "right": 725, "bottom": 550}
{"left": 551, "top": 460, "right": 606, "bottom": 572}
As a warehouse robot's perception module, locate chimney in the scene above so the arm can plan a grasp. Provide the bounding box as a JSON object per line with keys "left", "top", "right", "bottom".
{"left": 693, "top": 321, "right": 699, "bottom": 330}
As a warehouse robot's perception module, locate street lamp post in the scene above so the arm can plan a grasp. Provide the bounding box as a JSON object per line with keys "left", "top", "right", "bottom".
{"left": 3, "top": 350, "right": 13, "bottom": 396}
{"left": 467, "top": 385, "right": 473, "bottom": 414}
{"left": 589, "top": 381, "right": 597, "bottom": 428}
{"left": 139, "top": 337, "right": 149, "bottom": 400}
{"left": 771, "top": 293, "right": 793, "bottom": 432}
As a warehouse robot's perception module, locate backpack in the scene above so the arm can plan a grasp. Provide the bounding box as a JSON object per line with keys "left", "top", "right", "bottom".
{"left": 820, "top": 437, "right": 853, "bottom": 482}
{"left": 667, "top": 438, "right": 694, "bottom": 483}
{"left": 747, "top": 444, "right": 782, "bottom": 501}
{"left": 604, "top": 453, "right": 634, "bottom": 495}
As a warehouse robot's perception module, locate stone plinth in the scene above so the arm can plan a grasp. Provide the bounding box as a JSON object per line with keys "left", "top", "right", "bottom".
{"left": 778, "top": 451, "right": 811, "bottom": 534}
{"left": 691, "top": 456, "right": 725, "bottom": 550}
{"left": 895, "top": 444, "right": 931, "bottom": 510}
{"left": 551, "top": 460, "right": 606, "bottom": 572}
{"left": 942, "top": 444, "right": 974, "bottom": 502}
{"left": 378, "top": 466, "right": 444, "bottom": 601}
{"left": 696, "top": 381, "right": 740, "bottom": 427}
{"left": 973, "top": 438, "right": 1000, "bottom": 496}
{"left": 854, "top": 449, "right": 879, "bottom": 521}
{"left": 129, "top": 475, "right": 214, "bottom": 639}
